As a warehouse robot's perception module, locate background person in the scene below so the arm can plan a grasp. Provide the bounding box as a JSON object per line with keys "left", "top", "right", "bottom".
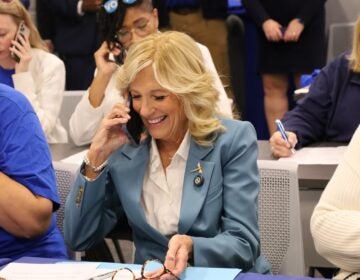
{"left": 38, "top": 0, "right": 101, "bottom": 90}
{"left": 0, "top": 84, "right": 67, "bottom": 266}
{"left": 242, "top": 0, "right": 326, "bottom": 135}
{"left": 65, "top": 31, "right": 270, "bottom": 276}
{"left": 0, "top": 0, "right": 67, "bottom": 143}
{"left": 311, "top": 125, "right": 360, "bottom": 280}
{"left": 69, "top": 0, "right": 233, "bottom": 147}
{"left": 269, "top": 15, "right": 360, "bottom": 158}
{"left": 166, "top": 0, "right": 232, "bottom": 99}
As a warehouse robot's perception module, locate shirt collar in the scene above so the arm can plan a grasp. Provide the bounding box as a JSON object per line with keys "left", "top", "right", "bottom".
{"left": 150, "top": 130, "right": 191, "bottom": 165}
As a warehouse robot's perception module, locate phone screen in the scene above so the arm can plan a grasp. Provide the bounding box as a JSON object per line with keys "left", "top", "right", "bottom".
{"left": 122, "top": 96, "right": 143, "bottom": 146}
{"left": 11, "top": 21, "right": 30, "bottom": 63}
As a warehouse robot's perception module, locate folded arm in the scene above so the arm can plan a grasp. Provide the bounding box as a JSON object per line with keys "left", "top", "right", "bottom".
{"left": 0, "top": 172, "right": 53, "bottom": 238}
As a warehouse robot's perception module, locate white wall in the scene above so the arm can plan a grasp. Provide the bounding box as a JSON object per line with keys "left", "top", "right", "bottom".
{"left": 326, "top": 0, "right": 360, "bottom": 31}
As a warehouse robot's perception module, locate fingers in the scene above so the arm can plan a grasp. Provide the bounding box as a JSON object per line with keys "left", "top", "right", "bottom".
{"left": 269, "top": 131, "right": 296, "bottom": 158}
{"left": 95, "top": 41, "right": 121, "bottom": 73}
{"left": 283, "top": 30, "right": 300, "bottom": 42}
{"left": 262, "top": 19, "right": 283, "bottom": 42}
{"left": 283, "top": 18, "right": 304, "bottom": 42}
{"left": 165, "top": 235, "right": 193, "bottom": 277}
{"left": 108, "top": 102, "right": 130, "bottom": 118}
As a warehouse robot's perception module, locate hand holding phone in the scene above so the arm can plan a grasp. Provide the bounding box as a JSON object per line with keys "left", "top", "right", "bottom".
{"left": 107, "top": 41, "right": 126, "bottom": 65}
{"left": 122, "top": 96, "right": 143, "bottom": 146}
{"left": 11, "top": 21, "right": 30, "bottom": 63}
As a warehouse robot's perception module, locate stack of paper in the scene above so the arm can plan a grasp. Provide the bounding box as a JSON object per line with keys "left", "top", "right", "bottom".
{"left": 279, "top": 146, "right": 347, "bottom": 165}
{"left": 0, "top": 262, "right": 100, "bottom": 280}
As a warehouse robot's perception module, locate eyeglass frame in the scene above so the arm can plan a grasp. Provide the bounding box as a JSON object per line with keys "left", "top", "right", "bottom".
{"left": 107, "top": 259, "right": 182, "bottom": 280}
{"left": 116, "top": 14, "right": 154, "bottom": 44}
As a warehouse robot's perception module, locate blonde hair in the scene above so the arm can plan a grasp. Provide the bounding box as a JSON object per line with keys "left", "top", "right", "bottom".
{"left": 118, "top": 31, "right": 225, "bottom": 146}
{"left": 0, "top": 0, "right": 47, "bottom": 51}
{"left": 348, "top": 16, "right": 360, "bottom": 72}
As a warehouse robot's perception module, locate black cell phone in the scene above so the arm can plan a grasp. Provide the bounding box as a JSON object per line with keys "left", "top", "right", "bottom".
{"left": 108, "top": 41, "right": 126, "bottom": 65}
{"left": 11, "top": 21, "right": 30, "bottom": 63}
{"left": 122, "top": 96, "right": 143, "bottom": 146}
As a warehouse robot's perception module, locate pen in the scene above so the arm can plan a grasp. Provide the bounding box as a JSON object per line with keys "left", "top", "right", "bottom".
{"left": 275, "top": 119, "right": 295, "bottom": 154}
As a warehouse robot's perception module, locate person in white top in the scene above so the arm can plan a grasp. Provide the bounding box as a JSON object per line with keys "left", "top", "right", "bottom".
{"left": 69, "top": 0, "right": 233, "bottom": 146}
{"left": 311, "top": 125, "right": 360, "bottom": 280}
{"left": 0, "top": 0, "right": 67, "bottom": 143}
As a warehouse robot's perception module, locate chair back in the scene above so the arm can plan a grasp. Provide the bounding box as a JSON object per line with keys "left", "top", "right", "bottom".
{"left": 59, "top": 91, "right": 84, "bottom": 135}
{"left": 257, "top": 160, "right": 305, "bottom": 275}
{"left": 53, "top": 160, "right": 81, "bottom": 260}
{"left": 327, "top": 22, "right": 355, "bottom": 63}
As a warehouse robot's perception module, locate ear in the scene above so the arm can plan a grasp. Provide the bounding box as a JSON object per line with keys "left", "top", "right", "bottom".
{"left": 152, "top": 8, "right": 159, "bottom": 31}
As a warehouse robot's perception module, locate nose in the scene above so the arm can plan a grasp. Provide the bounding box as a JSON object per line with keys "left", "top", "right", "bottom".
{"left": 139, "top": 99, "right": 155, "bottom": 118}
{"left": 130, "top": 31, "right": 142, "bottom": 44}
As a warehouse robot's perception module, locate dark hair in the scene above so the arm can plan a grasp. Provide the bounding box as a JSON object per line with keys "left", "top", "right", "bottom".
{"left": 99, "top": 0, "right": 153, "bottom": 48}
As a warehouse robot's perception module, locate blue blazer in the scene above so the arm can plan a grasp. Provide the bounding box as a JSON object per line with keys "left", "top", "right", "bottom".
{"left": 64, "top": 119, "right": 270, "bottom": 273}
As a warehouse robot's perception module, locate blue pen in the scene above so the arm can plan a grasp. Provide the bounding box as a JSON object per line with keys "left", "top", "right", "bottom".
{"left": 275, "top": 119, "right": 295, "bottom": 154}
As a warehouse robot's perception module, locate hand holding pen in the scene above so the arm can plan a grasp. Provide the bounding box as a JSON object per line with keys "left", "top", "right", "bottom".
{"left": 269, "top": 119, "right": 297, "bottom": 157}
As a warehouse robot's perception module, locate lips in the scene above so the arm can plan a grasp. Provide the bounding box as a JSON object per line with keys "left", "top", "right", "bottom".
{"left": 147, "top": 116, "right": 166, "bottom": 124}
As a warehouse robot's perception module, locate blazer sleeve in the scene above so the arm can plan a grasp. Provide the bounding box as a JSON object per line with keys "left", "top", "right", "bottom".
{"left": 12, "top": 51, "right": 66, "bottom": 138}
{"left": 297, "top": 0, "right": 326, "bottom": 25}
{"left": 192, "top": 122, "right": 262, "bottom": 271}
{"left": 242, "top": 0, "right": 270, "bottom": 27}
{"left": 64, "top": 169, "right": 123, "bottom": 250}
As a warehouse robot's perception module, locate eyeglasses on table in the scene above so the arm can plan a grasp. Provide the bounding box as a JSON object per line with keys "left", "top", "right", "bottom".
{"left": 89, "top": 259, "right": 182, "bottom": 280}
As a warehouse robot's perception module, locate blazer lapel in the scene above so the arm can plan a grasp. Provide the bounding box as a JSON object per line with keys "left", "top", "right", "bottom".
{"left": 119, "top": 141, "right": 168, "bottom": 245}
{"left": 178, "top": 141, "right": 215, "bottom": 233}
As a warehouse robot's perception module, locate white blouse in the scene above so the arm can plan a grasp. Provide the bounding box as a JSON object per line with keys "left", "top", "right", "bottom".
{"left": 141, "top": 132, "right": 190, "bottom": 236}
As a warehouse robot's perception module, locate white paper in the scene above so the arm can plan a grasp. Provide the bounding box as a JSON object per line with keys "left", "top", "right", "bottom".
{"left": 279, "top": 146, "right": 347, "bottom": 165}
{"left": 61, "top": 149, "right": 89, "bottom": 165}
{"left": 294, "top": 86, "right": 309, "bottom": 95}
{"left": 0, "top": 262, "right": 100, "bottom": 280}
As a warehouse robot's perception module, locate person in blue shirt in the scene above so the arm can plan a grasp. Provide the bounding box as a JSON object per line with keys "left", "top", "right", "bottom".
{"left": 0, "top": 84, "right": 67, "bottom": 265}
{"left": 270, "top": 16, "right": 360, "bottom": 158}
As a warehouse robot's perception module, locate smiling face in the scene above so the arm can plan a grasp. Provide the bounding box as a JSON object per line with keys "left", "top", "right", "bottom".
{"left": 129, "top": 65, "right": 188, "bottom": 145}
{"left": 0, "top": 14, "right": 17, "bottom": 63}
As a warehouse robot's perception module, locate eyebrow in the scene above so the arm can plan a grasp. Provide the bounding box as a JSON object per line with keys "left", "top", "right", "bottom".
{"left": 122, "top": 17, "right": 148, "bottom": 29}
{"left": 129, "top": 88, "right": 168, "bottom": 95}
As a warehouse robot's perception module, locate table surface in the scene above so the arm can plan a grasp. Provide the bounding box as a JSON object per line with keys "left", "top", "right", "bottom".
{"left": 8, "top": 257, "right": 241, "bottom": 280}
{"left": 50, "top": 142, "right": 87, "bottom": 162}
{"left": 50, "top": 141, "right": 339, "bottom": 182}
{"left": 257, "top": 140, "right": 338, "bottom": 182}
{"left": 9, "top": 257, "right": 324, "bottom": 280}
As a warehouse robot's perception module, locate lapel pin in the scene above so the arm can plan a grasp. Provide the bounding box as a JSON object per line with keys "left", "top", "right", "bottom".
{"left": 192, "top": 162, "right": 204, "bottom": 187}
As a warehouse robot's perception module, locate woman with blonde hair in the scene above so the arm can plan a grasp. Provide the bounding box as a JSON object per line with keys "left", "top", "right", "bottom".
{"left": 65, "top": 31, "right": 270, "bottom": 277}
{"left": 0, "top": 0, "right": 67, "bottom": 143}
{"left": 269, "top": 16, "right": 360, "bottom": 158}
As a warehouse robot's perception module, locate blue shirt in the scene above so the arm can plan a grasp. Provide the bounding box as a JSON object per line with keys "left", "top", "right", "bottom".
{"left": 0, "top": 84, "right": 67, "bottom": 262}
{"left": 0, "top": 67, "right": 15, "bottom": 87}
